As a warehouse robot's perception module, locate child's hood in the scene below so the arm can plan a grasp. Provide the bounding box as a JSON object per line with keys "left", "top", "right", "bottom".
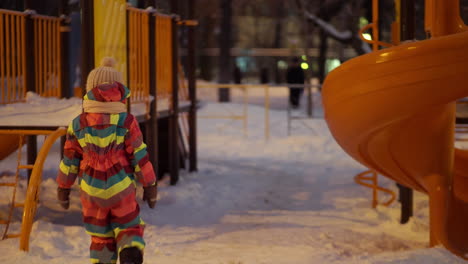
{"left": 83, "top": 82, "right": 130, "bottom": 103}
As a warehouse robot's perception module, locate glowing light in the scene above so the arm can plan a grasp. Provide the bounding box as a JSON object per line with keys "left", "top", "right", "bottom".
{"left": 301, "top": 62, "right": 309, "bottom": 70}
{"left": 301, "top": 55, "right": 307, "bottom": 60}
{"left": 326, "top": 59, "right": 341, "bottom": 73}
{"left": 359, "top": 17, "right": 369, "bottom": 28}
{"left": 363, "top": 33, "right": 372, "bottom": 40}
{"left": 277, "top": 60, "right": 288, "bottom": 69}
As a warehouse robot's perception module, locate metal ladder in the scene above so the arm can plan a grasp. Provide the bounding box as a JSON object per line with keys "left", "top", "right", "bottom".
{"left": 354, "top": 170, "right": 397, "bottom": 208}
{"left": 0, "top": 134, "right": 32, "bottom": 239}
{"left": 0, "top": 128, "right": 66, "bottom": 251}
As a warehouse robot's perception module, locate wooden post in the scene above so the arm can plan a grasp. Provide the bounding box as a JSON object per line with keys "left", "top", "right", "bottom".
{"left": 26, "top": 136, "right": 36, "bottom": 182}
{"left": 169, "top": 16, "right": 180, "bottom": 185}
{"left": 264, "top": 85, "right": 270, "bottom": 140}
{"left": 24, "top": 9, "right": 35, "bottom": 94}
{"left": 398, "top": 0, "right": 414, "bottom": 225}
{"left": 59, "top": 0, "right": 71, "bottom": 98}
{"left": 126, "top": 7, "right": 131, "bottom": 114}
{"left": 80, "top": 0, "right": 94, "bottom": 95}
{"left": 187, "top": 0, "right": 197, "bottom": 172}
{"left": 147, "top": 6, "right": 159, "bottom": 178}
{"left": 24, "top": 3, "right": 36, "bottom": 182}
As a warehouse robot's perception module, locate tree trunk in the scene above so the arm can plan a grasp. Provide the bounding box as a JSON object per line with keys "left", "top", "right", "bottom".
{"left": 198, "top": 15, "right": 216, "bottom": 81}
{"left": 273, "top": 0, "right": 285, "bottom": 83}
{"left": 218, "top": 0, "right": 232, "bottom": 102}
{"left": 318, "top": 29, "right": 328, "bottom": 84}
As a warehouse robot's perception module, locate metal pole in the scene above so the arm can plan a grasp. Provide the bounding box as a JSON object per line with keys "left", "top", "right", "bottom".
{"left": 80, "top": 0, "right": 94, "bottom": 96}
{"left": 307, "top": 84, "right": 312, "bottom": 117}
{"left": 242, "top": 86, "right": 249, "bottom": 136}
{"left": 264, "top": 85, "right": 270, "bottom": 140}
{"left": 372, "top": 0, "right": 379, "bottom": 51}
{"left": 187, "top": 0, "right": 198, "bottom": 172}
{"left": 398, "top": 0, "right": 414, "bottom": 225}
{"left": 287, "top": 98, "right": 291, "bottom": 136}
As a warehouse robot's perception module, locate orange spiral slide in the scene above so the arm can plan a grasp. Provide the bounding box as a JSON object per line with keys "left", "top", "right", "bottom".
{"left": 322, "top": 0, "right": 468, "bottom": 259}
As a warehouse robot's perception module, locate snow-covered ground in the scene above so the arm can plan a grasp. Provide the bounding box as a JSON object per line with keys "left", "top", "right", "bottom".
{"left": 0, "top": 90, "right": 465, "bottom": 263}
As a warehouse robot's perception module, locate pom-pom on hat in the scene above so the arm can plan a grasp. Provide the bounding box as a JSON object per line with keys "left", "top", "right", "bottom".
{"left": 85, "top": 57, "right": 123, "bottom": 92}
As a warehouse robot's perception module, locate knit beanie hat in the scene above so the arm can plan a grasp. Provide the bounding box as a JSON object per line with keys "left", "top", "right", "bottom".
{"left": 86, "top": 57, "right": 123, "bottom": 92}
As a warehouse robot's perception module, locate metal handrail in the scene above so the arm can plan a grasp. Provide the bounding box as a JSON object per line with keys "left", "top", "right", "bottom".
{"left": 0, "top": 128, "right": 66, "bottom": 251}
{"left": 354, "top": 170, "right": 397, "bottom": 208}
{"left": 20, "top": 127, "right": 67, "bottom": 251}
{"left": 358, "top": 23, "right": 393, "bottom": 49}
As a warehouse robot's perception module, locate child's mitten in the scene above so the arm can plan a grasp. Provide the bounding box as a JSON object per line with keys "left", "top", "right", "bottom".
{"left": 57, "top": 187, "right": 71, "bottom": 209}
{"left": 143, "top": 184, "right": 158, "bottom": 209}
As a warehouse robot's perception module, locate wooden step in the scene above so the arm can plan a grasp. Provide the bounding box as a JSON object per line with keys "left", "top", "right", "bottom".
{"left": 14, "top": 203, "right": 24, "bottom": 208}
{"left": 0, "top": 220, "right": 8, "bottom": 225}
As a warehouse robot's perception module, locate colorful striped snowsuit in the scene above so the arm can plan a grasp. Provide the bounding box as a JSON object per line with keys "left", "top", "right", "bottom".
{"left": 57, "top": 82, "right": 156, "bottom": 264}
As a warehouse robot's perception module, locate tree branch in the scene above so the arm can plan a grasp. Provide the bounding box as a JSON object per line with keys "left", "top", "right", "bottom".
{"left": 303, "top": 10, "right": 352, "bottom": 41}
{"left": 296, "top": 0, "right": 371, "bottom": 55}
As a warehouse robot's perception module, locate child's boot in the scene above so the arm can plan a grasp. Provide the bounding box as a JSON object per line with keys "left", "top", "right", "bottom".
{"left": 119, "top": 247, "right": 143, "bottom": 264}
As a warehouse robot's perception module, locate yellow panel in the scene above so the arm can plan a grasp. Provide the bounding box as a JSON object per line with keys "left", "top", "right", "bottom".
{"left": 94, "top": 0, "right": 127, "bottom": 85}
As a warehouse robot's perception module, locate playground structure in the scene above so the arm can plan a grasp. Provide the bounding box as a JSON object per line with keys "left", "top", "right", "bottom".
{"left": 0, "top": 1, "right": 197, "bottom": 251}
{"left": 0, "top": 8, "right": 65, "bottom": 160}
{"left": 0, "top": 128, "right": 66, "bottom": 251}
{"left": 322, "top": 0, "right": 468, "bottom": 259}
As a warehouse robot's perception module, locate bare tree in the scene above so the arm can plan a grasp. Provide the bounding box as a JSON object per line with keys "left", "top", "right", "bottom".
{"left": 218, "top": 0, "right": 232, "bottom": 102}
{"left": 296, "top": 0, "right": 372, "bottom": 56}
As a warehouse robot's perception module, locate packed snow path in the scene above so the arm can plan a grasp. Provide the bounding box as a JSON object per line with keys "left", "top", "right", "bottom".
{"left": 0, "top": 101, "right": 464, "bottom": 263}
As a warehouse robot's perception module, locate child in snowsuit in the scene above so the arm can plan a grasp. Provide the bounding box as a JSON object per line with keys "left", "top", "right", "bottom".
{"left": 57, "top": 57, "right": 157, "bottom": 264}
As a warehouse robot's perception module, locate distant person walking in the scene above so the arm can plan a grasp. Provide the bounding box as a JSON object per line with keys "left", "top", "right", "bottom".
{"left": 286, "top": 57, "right": 305, "bottom": 108}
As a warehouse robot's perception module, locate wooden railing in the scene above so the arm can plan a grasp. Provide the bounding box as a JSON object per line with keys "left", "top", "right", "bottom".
{"left": 0, "top": 10, "right": 27, "bottom": 104}
{"left": 0, "top": 10, "right": 63, "bottom": 104}
{"left": 127, "top": 7, "right": 150, "bottom": 105}
{"left": 33, "top": 14, "right": 62, "bottom": 98}
{"left": 155, "top": 14, "right": 173, "bottom": 102}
